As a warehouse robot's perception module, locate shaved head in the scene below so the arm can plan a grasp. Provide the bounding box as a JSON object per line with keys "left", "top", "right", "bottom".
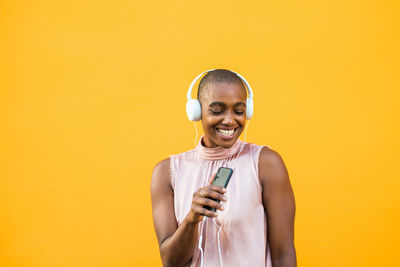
{"left": 197, "top": 69, "right": 247, "bottom": 103}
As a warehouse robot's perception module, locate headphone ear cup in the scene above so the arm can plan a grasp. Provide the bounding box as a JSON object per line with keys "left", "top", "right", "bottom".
{"left": 186, "top": 99, "right": 202, "bottom": 121}
{"left": 246, "top": 98, "right": 253, "bottom": 119}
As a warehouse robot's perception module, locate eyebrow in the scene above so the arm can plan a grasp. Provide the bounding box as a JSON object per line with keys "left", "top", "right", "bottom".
{"left": 208, "top": 102, "right": 246, "bottom": 108}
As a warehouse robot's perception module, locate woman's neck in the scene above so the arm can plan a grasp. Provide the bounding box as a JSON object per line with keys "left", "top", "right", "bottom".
{"left": 201, "top": 136, "right": 218, "bottom": 148}
{"left": 197, "top": 136, "right": 243, "bottom": 161}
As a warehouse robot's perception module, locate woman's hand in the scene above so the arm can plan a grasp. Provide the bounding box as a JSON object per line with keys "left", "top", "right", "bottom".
{"left": 186, "top": 184, "right": 227, "bottom": 224}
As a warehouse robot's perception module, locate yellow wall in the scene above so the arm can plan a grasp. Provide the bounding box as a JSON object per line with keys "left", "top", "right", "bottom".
{"left": 1, "top": 0, "right": 399, "bottom": 266}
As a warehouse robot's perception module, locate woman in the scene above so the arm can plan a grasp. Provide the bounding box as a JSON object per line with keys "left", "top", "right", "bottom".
{"left": 151, "top": 69, "right": 296, "bottom": 267}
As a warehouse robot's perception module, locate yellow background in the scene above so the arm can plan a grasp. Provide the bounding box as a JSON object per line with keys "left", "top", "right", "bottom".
{"left": 1, "top": 0, "right": 399, "bottom": 266}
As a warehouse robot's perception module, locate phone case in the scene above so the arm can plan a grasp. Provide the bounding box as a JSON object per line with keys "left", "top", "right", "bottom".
{"left": 204, "top": 167, "right": 233, "bottom": 211}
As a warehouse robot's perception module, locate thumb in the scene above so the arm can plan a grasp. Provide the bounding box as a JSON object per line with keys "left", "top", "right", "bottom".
{"left": 208, "top": 172, "right": 218, "bottom": 185}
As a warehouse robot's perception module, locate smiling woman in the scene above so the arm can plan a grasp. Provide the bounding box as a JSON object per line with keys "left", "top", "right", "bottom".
{"left": 151, "top": 69, "right": 297, "bottom": 267}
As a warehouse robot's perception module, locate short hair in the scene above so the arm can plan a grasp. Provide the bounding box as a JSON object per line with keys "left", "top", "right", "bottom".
{"left": 197, "top": 69, "right": 246, "bottom": 103}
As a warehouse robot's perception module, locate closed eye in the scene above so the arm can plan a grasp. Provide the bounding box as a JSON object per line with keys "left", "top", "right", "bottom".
{"left": 209, "top": 110, "right": 223, "bottom": 115}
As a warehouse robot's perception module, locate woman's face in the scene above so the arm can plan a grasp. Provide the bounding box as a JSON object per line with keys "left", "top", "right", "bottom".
{"left": 200, "top": 82, "right": 247, "bottom": 148}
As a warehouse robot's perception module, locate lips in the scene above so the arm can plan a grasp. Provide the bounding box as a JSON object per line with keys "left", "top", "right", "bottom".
{"left": 216, "top": 128, "right": 236, "bottom": 139}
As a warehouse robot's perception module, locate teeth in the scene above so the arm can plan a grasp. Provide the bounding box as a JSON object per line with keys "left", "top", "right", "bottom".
{"left": 217, "top": 129, "right": 234, "bottom": 136}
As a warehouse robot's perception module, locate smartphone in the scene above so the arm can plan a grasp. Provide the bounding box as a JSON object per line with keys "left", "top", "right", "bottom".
{"left": 204, "top": 167, "right": 233, "bottom": 212}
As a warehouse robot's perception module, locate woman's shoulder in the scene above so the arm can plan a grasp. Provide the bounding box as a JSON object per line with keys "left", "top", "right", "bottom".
{"left": 257, "top": 145, "right": 290, "bottom": 187}
{"left": 256, "top": 143, "right": 285, "bottom": 169}
{"left": 153, "top": 157, "right": 170, "bottom": 172}
{"left": 258, "top": 145, "right": 283, "bottom": 164}
{"left": 152, "top": 157, "right": 170, "bottom": 181}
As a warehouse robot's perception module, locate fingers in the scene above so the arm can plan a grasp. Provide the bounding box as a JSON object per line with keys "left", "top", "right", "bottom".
{"left": 188, "top": 185, "right": 228, "bottom": 222}
{"left": 195, "top": 186, "right": 227, "bottom": 209}
{"left": 193, "top": 193, "right": 224, "bottom": 213}
{"left": 190, "top": 197, "right": 221, "bottom": 219}
{"left": 191, "top": 205, "right": 218, "bottom": 218}
{"left": 201, "top": 185, "right": 227, "bottom": 201}
{"left": 198, "top": 194, "right": 225, "bottom": 210}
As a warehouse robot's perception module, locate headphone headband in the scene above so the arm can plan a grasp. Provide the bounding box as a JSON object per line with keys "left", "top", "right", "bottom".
{"left": 186, "top": 69, "right": 253, "bottom": 100}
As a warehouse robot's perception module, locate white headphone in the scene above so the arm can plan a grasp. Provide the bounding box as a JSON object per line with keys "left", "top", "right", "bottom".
{"left": 186, "top": 69, "right": 254, "bottom": 121}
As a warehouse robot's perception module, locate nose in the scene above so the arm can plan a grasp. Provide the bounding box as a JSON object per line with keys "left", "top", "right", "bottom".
{"left": 222, "top": 111, "right": 234, "bottom": 126}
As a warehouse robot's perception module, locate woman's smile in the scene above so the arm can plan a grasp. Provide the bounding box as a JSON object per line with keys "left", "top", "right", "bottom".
{"left": 216, "top": 127, "right": 236, "bottom": 138}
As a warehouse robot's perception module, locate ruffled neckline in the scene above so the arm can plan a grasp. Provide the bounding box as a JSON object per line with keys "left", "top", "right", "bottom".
{"left": 196, "top": 136, "right": 243, "bottom": 160}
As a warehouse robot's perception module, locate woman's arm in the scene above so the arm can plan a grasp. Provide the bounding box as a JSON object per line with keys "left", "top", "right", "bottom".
{"left": 259, "top": 147, "right": 297, "bottom": 267}
{"left": 151, "top": 158, "right": 226, "bottom": 267}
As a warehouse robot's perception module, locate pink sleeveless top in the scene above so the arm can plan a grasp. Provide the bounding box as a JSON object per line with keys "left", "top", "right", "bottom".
{"left": 170, "top": 137, "right": 272, "bottom": 267}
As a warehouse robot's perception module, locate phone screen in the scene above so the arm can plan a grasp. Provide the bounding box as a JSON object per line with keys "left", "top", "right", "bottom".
{"left": 212, "top": 167, "right": 232, "bottom": 187}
